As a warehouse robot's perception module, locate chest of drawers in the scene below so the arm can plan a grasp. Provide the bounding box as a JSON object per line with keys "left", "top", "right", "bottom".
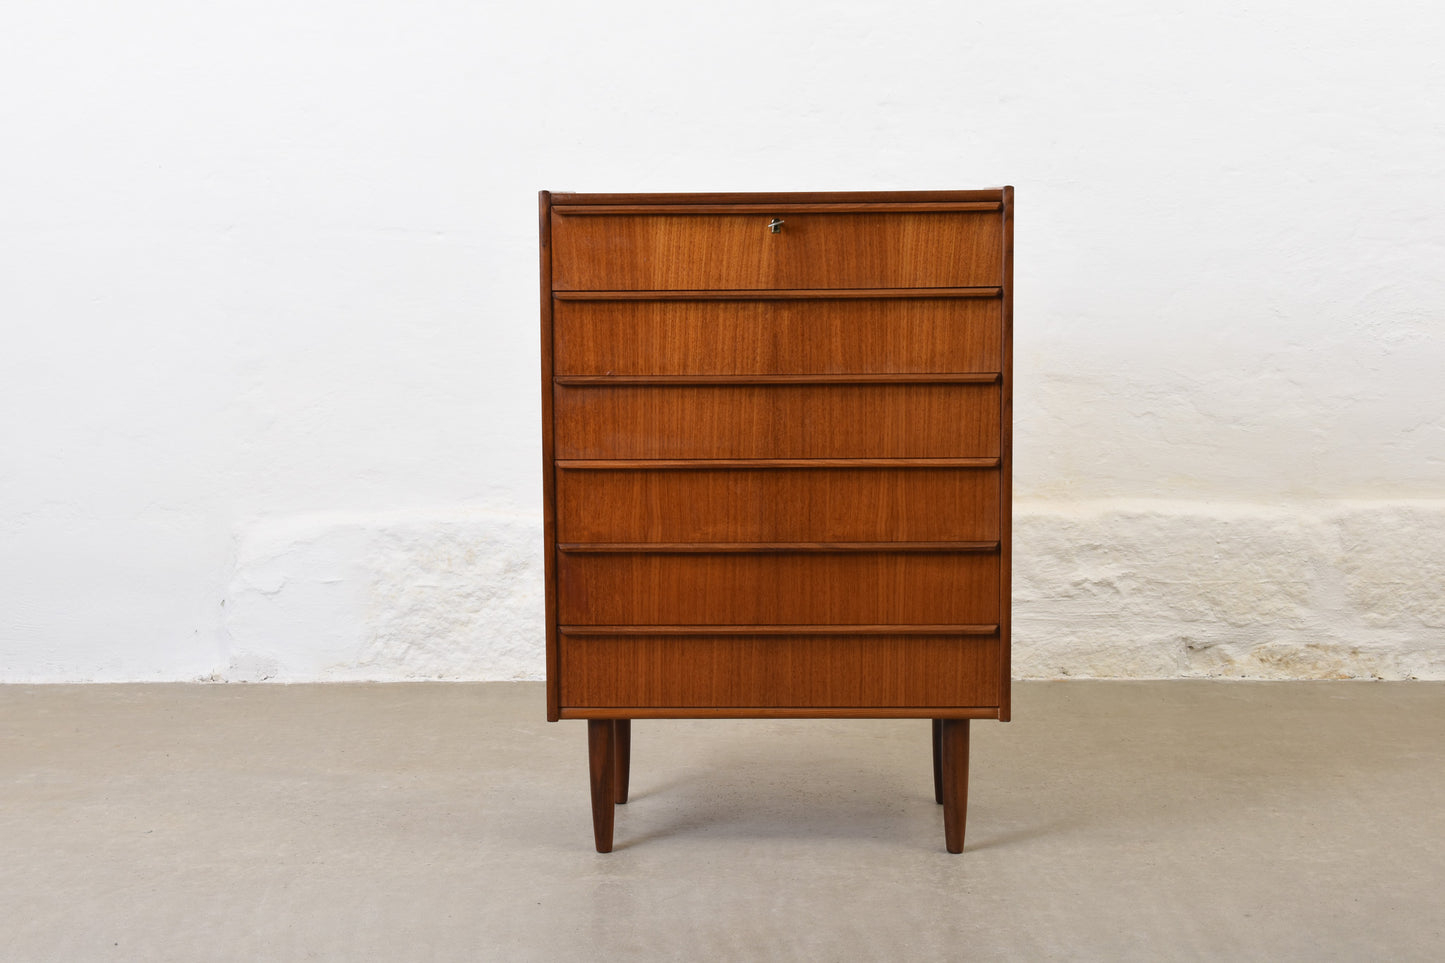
{"left": 539, "top": 189, "right": 1013, "bottom": 852}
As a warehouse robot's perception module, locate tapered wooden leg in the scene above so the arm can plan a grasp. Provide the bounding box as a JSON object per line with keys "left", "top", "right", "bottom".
{"left": 614, "top": 719, "right": 631, "bottom": 804}
{"left": 941, "top": 719, "right": 970, "bottom": 854}
{"left": 931, "top": 719, "right": 943, "bottom": 804}
{"left": 587, "top": 720, "right": 616, "bottom": 853}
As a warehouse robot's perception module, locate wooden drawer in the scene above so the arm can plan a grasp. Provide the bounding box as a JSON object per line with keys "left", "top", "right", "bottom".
{"left": 553, "top": 296, "right": 1002, "bottom": 376}
{"left": 559, "top": 632, "right": 1002, "bottom": 708}
{"left": 556, "top": 467, "right": 1000, "bottom": 543}
{"left": 553, "top": 383, "right": 1000, "bottom": 459}
{"left": 551, "top": 211, "right": 1002, "bottom": 290}
{"left": 556, "top": 551, "right": 1000, "bottom": 625}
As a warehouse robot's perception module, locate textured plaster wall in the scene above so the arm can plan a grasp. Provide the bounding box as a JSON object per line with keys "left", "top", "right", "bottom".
{"left": 2, "top": 1, "right": 1442, "bottom": 681}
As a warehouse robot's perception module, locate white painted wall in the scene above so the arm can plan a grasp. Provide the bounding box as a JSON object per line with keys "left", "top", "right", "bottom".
{"left": 2, "top": 1, "right": 1441, "bottom": 681}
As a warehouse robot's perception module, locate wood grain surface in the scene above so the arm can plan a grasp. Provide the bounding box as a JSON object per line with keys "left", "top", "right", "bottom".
{"left": 557, "top": 551, "right": 999, "bottom": 625}
{"left": 552, "top": 202, "right": 1002, "bottom": 214}
{"left": 586, "top": 720, "right": 615, "bottom": 851}
{"left": 558, "top": 707, "right": 1001, "bottom": 720}
{"left": 556, "top": 467, "right": 999, "bottom": 542}
{"left": 548, "top": 189, "right": 1006, "bottom": 206}
{"left": 554, "top": 383, "right": 1000, "bottom": 459}
{"left": 998, "top": 185, "right": 1014, "bottom": 723}
{"left": 553, "top": 296, "right": 1001, "bottom": 376}
{"left": 560, "top": 633, "right": 1001, "bottom": 708}
{"left": 544, "top": 188, "right": 1013, "bottom": 852}
{"left": 551, "top": 212, "right": 1002, "bottom": 290}
{"left": 539, "top": 191, "right": 560, "bottom": 721}
{"left": 941, "top": 719, "right": 971, "bottom": 852}
{"left": 553, "top": 287, "right": 1000, "bottom": 301}
{"left": 558, "top": 624, "right": 999, "bottom": 636}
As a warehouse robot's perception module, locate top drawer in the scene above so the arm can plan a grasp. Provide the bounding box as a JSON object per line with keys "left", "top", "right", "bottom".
{"left": 550, "top": 209, "right": 1002, "bottom": 291}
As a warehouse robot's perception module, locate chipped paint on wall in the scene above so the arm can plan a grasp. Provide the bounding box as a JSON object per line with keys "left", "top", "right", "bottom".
{"left": 223, "top": 509, "right": 544, "bottom": 681}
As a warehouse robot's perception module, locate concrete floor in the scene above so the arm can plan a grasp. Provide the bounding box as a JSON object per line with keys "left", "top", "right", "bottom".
{"left": 1, "top": 682, "right": 1441, "bottom": 961}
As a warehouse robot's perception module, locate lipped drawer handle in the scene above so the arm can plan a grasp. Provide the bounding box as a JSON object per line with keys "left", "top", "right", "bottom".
{"left": 768, "top": 217, "right": 784, "bottom": 234}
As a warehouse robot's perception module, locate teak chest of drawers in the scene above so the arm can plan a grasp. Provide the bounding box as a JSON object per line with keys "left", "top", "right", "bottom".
{"left": 539, "top": 189, "right": 1013, "bottom": 853}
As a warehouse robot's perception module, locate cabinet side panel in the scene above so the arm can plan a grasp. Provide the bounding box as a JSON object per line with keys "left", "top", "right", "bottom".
{"left": 999, "top": 187, "right": 1014, "bottom": 721}
{"left": 540, "top": 191, "right": 559, "bottom": 720}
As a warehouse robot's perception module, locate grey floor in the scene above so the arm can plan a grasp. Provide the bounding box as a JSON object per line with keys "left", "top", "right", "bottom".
{"left": 1, "top": 682, "right": 1441, "bottom": 961}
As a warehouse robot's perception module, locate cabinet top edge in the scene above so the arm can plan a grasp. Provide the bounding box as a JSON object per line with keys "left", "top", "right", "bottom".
{"left": 544, "top": 189, "right": 1011, "bottom": 205}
